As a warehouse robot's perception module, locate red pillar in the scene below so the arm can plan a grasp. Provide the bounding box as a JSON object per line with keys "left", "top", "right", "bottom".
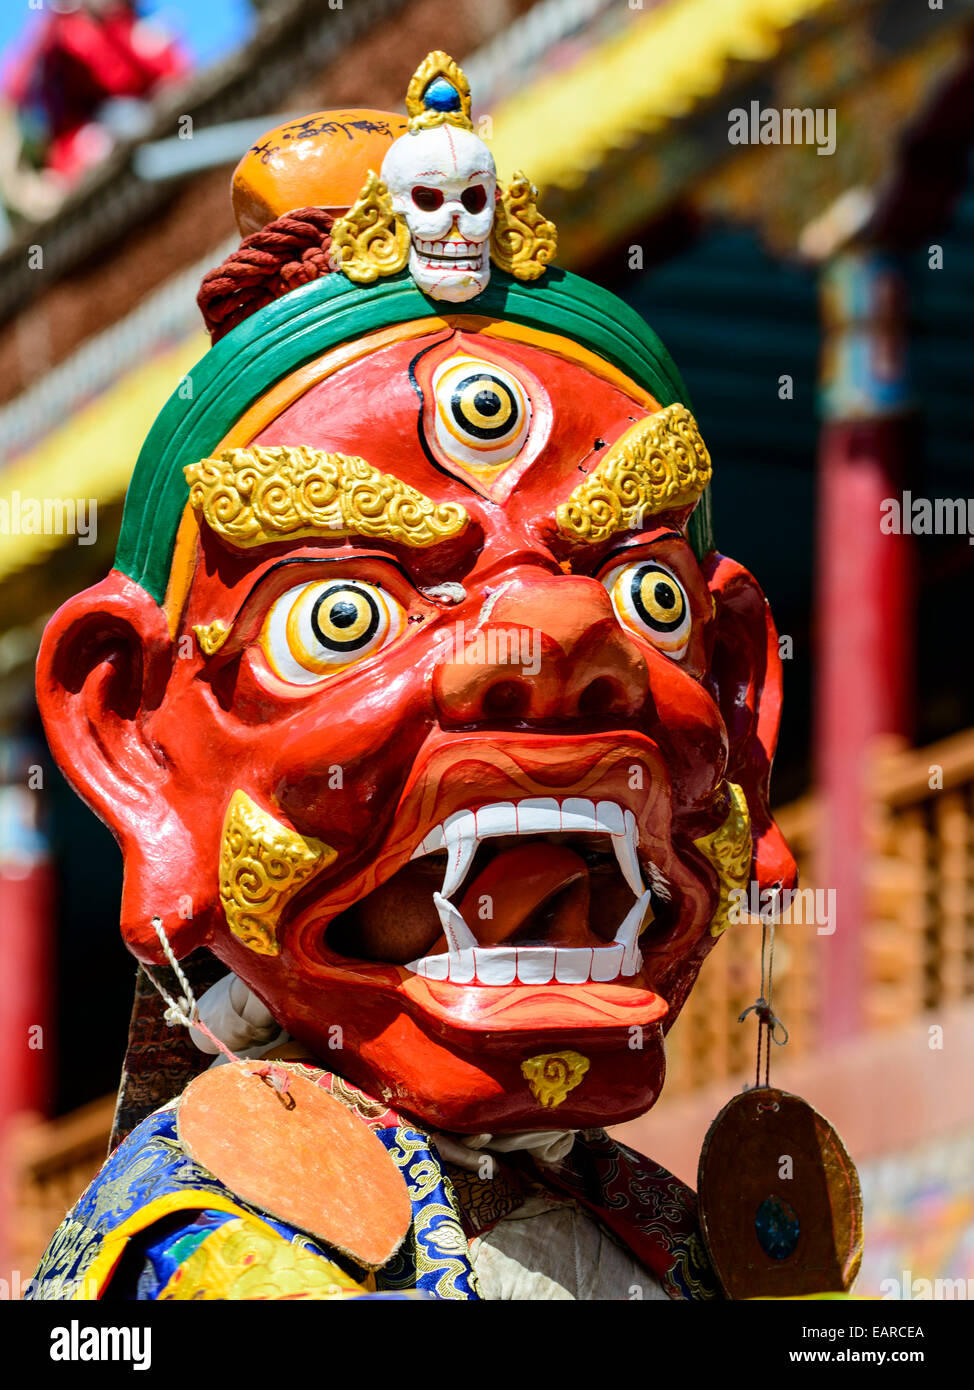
{"left": 814, "top": 252, "right": 914, "bottom": 1041}
{"left": 0, "top": 741, "right": 55, "bottom": 1281}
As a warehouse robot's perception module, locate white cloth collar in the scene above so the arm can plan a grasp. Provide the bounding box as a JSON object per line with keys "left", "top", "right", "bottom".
{"left": 431, "top": 1128, "right": 577, "bottom": 1170}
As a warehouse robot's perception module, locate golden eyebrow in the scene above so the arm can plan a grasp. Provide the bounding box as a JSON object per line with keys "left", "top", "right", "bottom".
{"left": 184, "top": 445, "right": 469, "bottom": 550}
{"left": 555, "top": 403, "right": 711, "bottom": 546}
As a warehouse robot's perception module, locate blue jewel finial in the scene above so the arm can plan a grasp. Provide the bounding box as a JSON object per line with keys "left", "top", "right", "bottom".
{"left": 423, "top": 76, "right": 462, "bottom": 113}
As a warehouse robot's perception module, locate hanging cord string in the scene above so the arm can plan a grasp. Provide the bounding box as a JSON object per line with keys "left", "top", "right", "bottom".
{"left": 141, "top": 916, "right": 292, "bottom": 1104}
{"left": 738, "top": 895, "right": 789, "bottom": 1089}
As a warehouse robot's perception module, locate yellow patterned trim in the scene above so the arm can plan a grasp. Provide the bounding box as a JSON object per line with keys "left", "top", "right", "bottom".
{"left": 405, "top": 51, "right": 473, "bottom": 132}
{"left": 158, "top": 1215, "right": 369, "bottom": 1300}
{"left": 330, "top": 172, "right": 410, "bottom": 285}
{"left": 490, "top": 173, "right": 558, "bottom": 281}
{"left": 184, "top": 445, "right": 469, "bottom": 551}
{"left": 219, "top": 791, "right": 335, "bottom": 956}
{"left": 163, "top": 319, "right": 458, "bottom": 638}
{"left": 521, "top": 1050, "right": 590, "bottom": 1109}
{"left": 556, "top": 404, "right": 711, "bottom": 544}
{"left": 164, "top": 504, "right": 203, "bottom": 640}
{"left": 693, "top": 782, "right": 753, "bottom": 938}
{"left": 383, "top": 1128, "right": 475, "bottom": 1299}
{"left": 74, "top": 1189, "right": 266, "bottom": 1299}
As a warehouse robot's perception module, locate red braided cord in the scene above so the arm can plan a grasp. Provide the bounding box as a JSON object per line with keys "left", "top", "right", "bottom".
{"left": 198, "top": 206, "right": 336, "bottom": 341}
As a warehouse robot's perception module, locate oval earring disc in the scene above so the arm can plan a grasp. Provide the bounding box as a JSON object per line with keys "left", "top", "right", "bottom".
{"left": 177, "top": 1061, "right": 412, "bottom": 1269}
{"left": 697, "top": 1087, "right": 863, "bottom": 1299}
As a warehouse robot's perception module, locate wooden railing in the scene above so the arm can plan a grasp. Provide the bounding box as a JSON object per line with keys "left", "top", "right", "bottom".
{"left": 8, "top": 728, "right": 974, "bottom": 1274}
{"left": 7, "top": 1095, "right": 116, "bottom": 1280}
{"left": 663, "top": 729, "right": 974, "bottom": 1096}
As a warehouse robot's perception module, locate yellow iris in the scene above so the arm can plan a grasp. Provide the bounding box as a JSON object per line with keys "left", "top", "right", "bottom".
{"left": 262, "top": 579, "right": 402, "bottom": 685}
{"left": 604, "top": 559, "right": 692, "bottom": 659}
{"left": 456, "top": 378, "right": 514, "bottom": 432}
{"left": 298, "top": 589, "right": 374, "bottom": 651}
{"left": 636, "top": 569, "right": 685, "bottom": 627}
{"left": 430, "top": 353, "right": 532, "bottom": 467}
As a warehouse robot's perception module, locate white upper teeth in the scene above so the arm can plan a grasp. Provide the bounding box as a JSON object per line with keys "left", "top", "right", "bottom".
{"left": 615, "top": 810, "right": 643, "bottom": 898}
{"left": 405, "top": 799, "right": 659, "bottom": 986}
{"left": 412, "top": 797, "right": 646, "bottom": 899}
{"left": 415, "top": 238, "right": 483, "bottom": 259}
{"left": 442, "top": 810, "right": 477, "bottom": 897}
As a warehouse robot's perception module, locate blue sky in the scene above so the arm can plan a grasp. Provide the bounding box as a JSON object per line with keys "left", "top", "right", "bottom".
{"left": 0, "top": 1, "right": 255, "bottom": 77}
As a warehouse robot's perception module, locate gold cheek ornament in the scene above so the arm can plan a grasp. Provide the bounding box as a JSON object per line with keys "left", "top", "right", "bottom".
{"left": 218, "top": 790, "right": 336, "bottom": 957}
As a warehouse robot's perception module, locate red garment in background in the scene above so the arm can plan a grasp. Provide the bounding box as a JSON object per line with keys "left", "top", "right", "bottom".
{"left": 5, "top": 3, "right": 188, "bottom": 180}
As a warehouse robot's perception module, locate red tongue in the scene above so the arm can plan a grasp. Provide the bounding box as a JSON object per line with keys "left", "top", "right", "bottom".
{"left": 457, "top": 843, "right": 591, "bottom": 946}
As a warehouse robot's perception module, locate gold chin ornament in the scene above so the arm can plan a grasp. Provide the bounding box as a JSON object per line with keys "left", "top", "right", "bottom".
{"left": 521, "top": 1050, "right": 591, "bottom": 1109}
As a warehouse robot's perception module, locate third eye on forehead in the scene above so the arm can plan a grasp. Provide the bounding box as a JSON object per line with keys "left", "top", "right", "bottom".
{"left": 411, "top": 183, "right": 490, "bottom": 213}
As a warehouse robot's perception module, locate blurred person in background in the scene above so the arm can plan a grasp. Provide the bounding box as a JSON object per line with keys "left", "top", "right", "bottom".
{"left": 2, "top": 0, "right": 188, "bottom": 196}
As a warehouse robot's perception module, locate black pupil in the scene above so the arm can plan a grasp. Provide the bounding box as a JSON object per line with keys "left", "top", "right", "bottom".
{"left": 330, "top": 600, "right": 359, "bottom": 629}
{"left": 631, "top": 567, "right": 684, "bottom": 634}
{"left": 450, "top": 373, "right": 518, "bottom": 441}
{"left": 310, "top": 585, "right": 379, "bottom": 651}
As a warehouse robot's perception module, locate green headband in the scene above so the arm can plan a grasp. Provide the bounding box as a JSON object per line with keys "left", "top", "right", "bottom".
{"left": 116, "top": 266, "right": 713, "bottom": 604}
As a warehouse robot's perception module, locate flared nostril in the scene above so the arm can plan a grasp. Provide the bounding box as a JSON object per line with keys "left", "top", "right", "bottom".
{"left": 482, "top": 679, "right": 530, "bottom": 719}
{"left": 576, "top": 675, "right": 629, "bottom": 717}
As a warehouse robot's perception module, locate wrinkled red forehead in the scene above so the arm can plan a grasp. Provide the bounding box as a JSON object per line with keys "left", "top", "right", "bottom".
{"left": 251, "top": 327, "right": 656, "bottom": 526}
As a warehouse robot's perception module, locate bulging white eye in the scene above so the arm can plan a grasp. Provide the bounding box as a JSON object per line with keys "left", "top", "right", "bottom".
{"left": 603, "top": 560, "right": 691, "bottom": 658}
{"left": 431, "top": 354, "right": 530, "bottom": 469}
{"left": 260, "top": 580, "right": 403, "bottom": 684}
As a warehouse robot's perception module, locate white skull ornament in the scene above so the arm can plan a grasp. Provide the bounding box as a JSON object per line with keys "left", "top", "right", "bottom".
{"left": 381, "top": 124, "right": 496, "bottom": 303}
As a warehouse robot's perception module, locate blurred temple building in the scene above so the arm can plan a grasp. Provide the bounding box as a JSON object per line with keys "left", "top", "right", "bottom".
{"left": 2, "top": 0, "right": 974, "bottom": 1295}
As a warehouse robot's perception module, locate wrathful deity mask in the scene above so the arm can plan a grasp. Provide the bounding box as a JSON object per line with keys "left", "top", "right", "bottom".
{"left": 36, "top": 54, "right": 795, "bottom": 1135}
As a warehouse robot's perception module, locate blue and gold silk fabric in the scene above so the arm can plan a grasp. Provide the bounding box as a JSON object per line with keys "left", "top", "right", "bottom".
{"left": 27, "top": 1101, "right": 478, "bottom": 1301}
{"left": 27, "top": 1065, "right": 719, "bottom": 1301}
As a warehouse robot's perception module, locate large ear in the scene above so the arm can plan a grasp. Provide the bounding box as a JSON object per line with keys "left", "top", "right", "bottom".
{"left": 703, "top": 552, "right": 797, "bottom": 899}
{"left": 36, "top": 570, "right": 210, "bottom": 960}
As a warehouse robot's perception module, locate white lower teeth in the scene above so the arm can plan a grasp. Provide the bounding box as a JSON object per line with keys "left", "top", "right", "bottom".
{"left": 408, "top": 943, "right": 642, "bottom": 986}
{"left": 404, "top": 798, "right": 660, "bottom": 986}
{"left": 475, "top": 948, "right": 517, "bottom": 986}
{"left": 433, "top": 891, "right": 477, "bottom": 954}
{"left": 554, "top": 947, "right": 593, "bottom": 984}
{"left": 590, "top": 944, "right": 625, "bottom": 983}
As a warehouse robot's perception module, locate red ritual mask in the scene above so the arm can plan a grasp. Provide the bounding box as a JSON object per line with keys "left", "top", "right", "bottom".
{"left": 36, "top": 319, "right": 795, "bottom": 1132}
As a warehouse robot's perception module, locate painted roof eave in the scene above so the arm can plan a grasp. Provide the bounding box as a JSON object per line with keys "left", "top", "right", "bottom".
{"left": 487, "top": 0, "right": 836, "bottom": 192}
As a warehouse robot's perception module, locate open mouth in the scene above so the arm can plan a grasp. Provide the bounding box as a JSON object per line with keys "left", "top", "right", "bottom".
{"left": 327, "top": 797, "right": 670, "bottom": 987}
{"left": 414, "top": 237, "right": 485, "bottom": 271}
